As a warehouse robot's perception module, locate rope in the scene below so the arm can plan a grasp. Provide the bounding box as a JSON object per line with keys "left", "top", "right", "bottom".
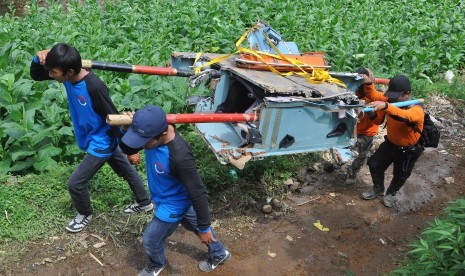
{"left": 193, "top": 23, "right": 346, "bottom": 88}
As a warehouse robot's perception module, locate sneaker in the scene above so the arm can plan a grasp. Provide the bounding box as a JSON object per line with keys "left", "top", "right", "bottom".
{"left": 361, "top": 188, "right": 384, "bottom": 200}
{"left": 381, "top": 194, "right": 395, "bottom": 208}
{"left": 66, "top": 213, "right": 92, "bottom": 233}
{"left": 138, "top": 264, "right": 165, "bottom": 276}
{"left": 345, "top": 176, "right": 357, "bottom": 185}
{"left": 123, "top": 202, "right": 154, "bottom": 214}
{"left": 199, "top": 250, "right": 231, "bottom": 272}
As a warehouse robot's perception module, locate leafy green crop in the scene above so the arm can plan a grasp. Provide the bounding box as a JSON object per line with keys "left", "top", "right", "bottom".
{"left": 391, "top": 198, "right": 465, "bottom": 275}
{"left": 1, "top": 0, "right": 464, "bottom": 174}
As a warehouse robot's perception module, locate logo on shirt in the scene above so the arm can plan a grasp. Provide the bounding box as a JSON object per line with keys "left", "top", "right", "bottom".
{"left": 77, "top": 95, "right": 87, "bottom": 106}
{"left": 154, "top": 162, "right": 165, "bottom": 174}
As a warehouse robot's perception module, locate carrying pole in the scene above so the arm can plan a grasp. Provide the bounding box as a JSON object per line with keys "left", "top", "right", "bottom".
{"left": 374, "top": 78, "right": 390, "bottom": 85}
{"left": 107, "top": 113, "right": 258, "bottom": 125}
{"left": 362, "top": 99, "right": 424, "bottom": 112}
{"left": 82, "top": 59, "right": 392, "bottom": 84}
{"left": 82, "top": 60, "right": 195, "bottom": 77}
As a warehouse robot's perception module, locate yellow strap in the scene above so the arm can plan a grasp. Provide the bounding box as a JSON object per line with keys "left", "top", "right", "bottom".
{"left": 193, "top": 51, "right": 239, "bottom": 74}
{"left": 253, "top": 27, "right": 346, "bottom": 88}
{"left": 193, "top": 23, "right": 346, "bottom": 88}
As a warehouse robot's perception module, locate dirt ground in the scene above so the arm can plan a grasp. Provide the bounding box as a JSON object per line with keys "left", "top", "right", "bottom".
{"left": 1, "top": 94, "right": 465, "bottom": 276}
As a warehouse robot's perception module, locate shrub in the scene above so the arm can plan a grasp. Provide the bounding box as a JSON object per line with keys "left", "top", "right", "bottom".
{"left": 391, "top": 198, "right": 465, "bottom": 275}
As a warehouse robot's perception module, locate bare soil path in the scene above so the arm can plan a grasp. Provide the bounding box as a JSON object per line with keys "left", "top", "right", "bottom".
{"left": 2, "top": 95, "right": 465, "bottom": 276}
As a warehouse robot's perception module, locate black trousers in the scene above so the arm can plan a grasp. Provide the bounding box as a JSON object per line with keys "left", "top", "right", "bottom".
{"left": 367, "top": 138, "right": 424, "bottom": 195}
{"left": 67, "top": 146, "right": 151, "bottom": 216}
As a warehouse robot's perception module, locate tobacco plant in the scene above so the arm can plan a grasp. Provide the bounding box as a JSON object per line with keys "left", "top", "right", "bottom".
{"left": 0, "top": 0, "right": 464, "bottom": 174}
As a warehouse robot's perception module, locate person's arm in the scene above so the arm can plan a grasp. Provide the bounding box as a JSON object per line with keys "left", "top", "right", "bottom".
{"left": 171, "top": 144, "right": 211, "bottom": 232}
{"left": 385, "top": 104, "right": 424, "bottom": 126}
{"left": 86, "top": 76, "right": 118, "bottom": 120}
{"left": 119, "top": 140, "right": 141, "bottom": 154}
{"left": 117, "top": 111, "right": 142, "bottom": 166}
{"left": 367, "top": 110, "right": 386, "bottom": 125}
{"left": 369, "top": 102, "right": 423, "bottom": 126}
{"left": 363, "top": 83, "right": 388, "bottom": 102}
{"left": 30, "top": 50, "right": 53, "bottom": 81}
{"left": 85, "top": 74, "right": 120, "bottom": 137}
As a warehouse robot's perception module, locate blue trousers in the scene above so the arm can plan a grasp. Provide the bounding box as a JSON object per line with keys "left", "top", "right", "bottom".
{"left": 142, "top": 206, "right": 226, "bottom": 269}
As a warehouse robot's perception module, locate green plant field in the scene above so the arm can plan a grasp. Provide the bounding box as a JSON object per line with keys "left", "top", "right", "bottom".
{"left": 0, "top": 0, "right": 464, "bottom": 174}
{"left": 0, "top": 1, "right": 465, "bottom": 272}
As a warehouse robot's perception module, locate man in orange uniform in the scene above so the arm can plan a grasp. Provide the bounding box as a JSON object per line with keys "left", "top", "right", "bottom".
{"left": 361, "top": 74, "right": 424, "bottom": 207}
{"left": 346, "top": 68, "right": 384, "bottom": 184}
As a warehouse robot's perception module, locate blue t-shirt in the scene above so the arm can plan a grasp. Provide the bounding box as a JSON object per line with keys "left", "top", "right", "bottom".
{"left": 31, "top": 56, "right": 119, "bottom": 158}
{"left": 120, "top": 128, "right": 212, "bottom": 233}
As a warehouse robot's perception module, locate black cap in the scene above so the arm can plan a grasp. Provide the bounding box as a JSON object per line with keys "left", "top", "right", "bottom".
{"left": 384, "top": 75, "right": 411, "bottom": 99}
{"left": 355, "top": 67, "right": 370, "bottom": 75}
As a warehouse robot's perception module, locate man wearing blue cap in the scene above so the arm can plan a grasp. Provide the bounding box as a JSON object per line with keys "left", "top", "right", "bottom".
{"left": 119, "top": 105, "right": 230, "bottom": 276}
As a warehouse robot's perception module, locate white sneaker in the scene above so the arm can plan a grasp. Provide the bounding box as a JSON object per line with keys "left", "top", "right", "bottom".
{"left": 199, "top": 250, "right": 231, "bottom": 272}
{"left": 138, "top": 264, "right": 165, "bottom": 276}
{"left": 123, "top": 202, "right": 154, "bottom": 214}
{"left": 66, "top": 213, "right": 92, "bottom": 233}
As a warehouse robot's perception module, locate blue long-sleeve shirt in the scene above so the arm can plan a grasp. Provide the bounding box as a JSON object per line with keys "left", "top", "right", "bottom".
{"left": 30, "top": 56, "right": 118, "bottom": 158}
{"left": 120, "top": 128, "right": 212, "bottom": 232}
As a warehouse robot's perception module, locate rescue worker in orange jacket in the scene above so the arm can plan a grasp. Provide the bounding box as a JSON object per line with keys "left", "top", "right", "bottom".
{"left": 361, "top": 74, "right": 424, "bottom": 207}
{"left": 346, "top": 68, "right": 385, "bottom": 184}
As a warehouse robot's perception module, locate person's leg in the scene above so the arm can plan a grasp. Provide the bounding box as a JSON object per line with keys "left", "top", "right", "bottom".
{"left": 386, "top": 144, "right": 425, "bottom": 196}
{"left": 66, "top": 153, "right": 106, "bottom": 232}
{"left": 107, "top": 146, "right": 151, "bottom": 206}
{"left": 363, "top": 141, "right": 393, "bottom": 199}
{"left": 68, "top": 153, "right": 106, "bottom": 216}
{"left": 180, "top": 207, "right": 230, "bottom": 272}
{"left": 346, "top": 135, "right": 374, "bottom": 182}
{"left": 180, "top": 207, "right": 227, "bottom": 258}
{"left": 142, "top": 217, "right": 178, "bottom": 272}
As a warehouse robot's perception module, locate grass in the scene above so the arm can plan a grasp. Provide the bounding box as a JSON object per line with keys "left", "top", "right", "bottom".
{"left": 0, "top": 166, "right": 72, "bottom": 243}
{"left": 182, "top": 125, "right": 321, "bottom": 197}
{"left": 0, "top": 153, "right": 148, "bottom": 243}
{"left": 412, "top": 76, "right": 465, "bottom": 101}
{"left": 0, "top": 126, "right": 320, "bottom": 244}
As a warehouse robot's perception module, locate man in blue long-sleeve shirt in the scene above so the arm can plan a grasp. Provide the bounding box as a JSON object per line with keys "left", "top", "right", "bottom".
{"left": 30, "top": 43, "right": 153, "bottom": 233}
{"left": 119, "top": 105, "right": 231, "bottom": 275}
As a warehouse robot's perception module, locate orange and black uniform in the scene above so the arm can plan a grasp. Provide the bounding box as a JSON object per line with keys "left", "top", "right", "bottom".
{"left": 363, "top": 85, "right": 425, "bottom": 195}
{"left": 346, "top": 84, "right": 384, "bottom": 180}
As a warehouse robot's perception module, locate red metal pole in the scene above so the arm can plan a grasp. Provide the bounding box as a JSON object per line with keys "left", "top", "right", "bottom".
{"left": 133, "top": 65, "right": 179, "bottom": 76}
{"left": 82, "top": 60, "right": 195, "bottom": 77}
{"left": 166, "top": 113, "right": 257, "bottom": 124}
{"left": 374, "top": 78, "right": 390, "bottom": 85}
{"left": 107, "top": 113, "right": 258, "bottom": 125}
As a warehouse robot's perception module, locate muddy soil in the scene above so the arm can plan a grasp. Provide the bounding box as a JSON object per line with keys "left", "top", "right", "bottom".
{"left": 1, "top": 95, "right": 465, "bottom": 276}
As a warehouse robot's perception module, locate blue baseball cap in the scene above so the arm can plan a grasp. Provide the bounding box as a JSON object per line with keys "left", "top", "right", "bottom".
{"left": 122, "top": 104, "right": 168, "bottom": 148}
